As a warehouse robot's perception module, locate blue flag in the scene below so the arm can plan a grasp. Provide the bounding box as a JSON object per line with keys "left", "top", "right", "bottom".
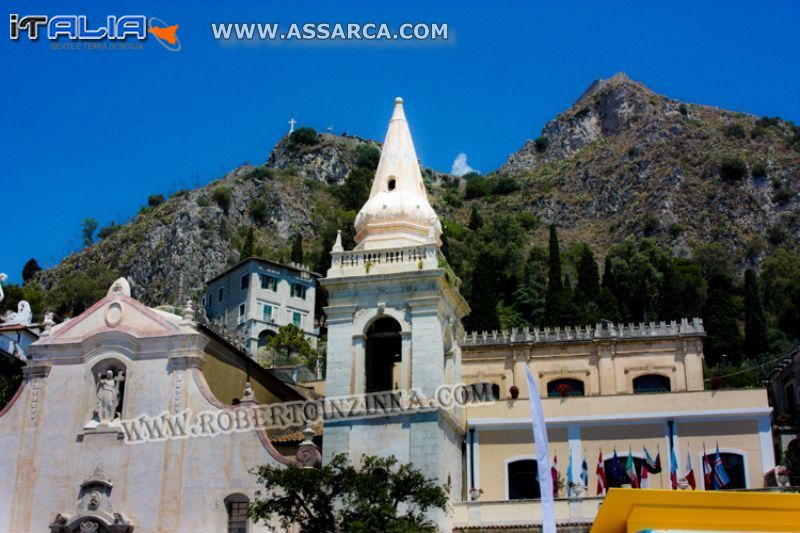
{"left": 609, "top": 450, "right": 623, "bottom": 486}
{"left": 580, "top": 455, "right": 589, "bottom": 488}
{"left": 714, "top": 446, "right": 729, "bottom": 488}
{"left": 567, "top": 449, "right": 574, "bottom": 497}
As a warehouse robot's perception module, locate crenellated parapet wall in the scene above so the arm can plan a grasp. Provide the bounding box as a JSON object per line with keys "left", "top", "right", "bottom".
{"left": 461, "top": 317, "right": 704, "bottom": 347}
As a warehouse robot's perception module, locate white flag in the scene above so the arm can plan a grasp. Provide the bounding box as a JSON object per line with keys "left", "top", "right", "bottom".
{"left": 525, "top": 365, "right": 555, "bottom": 533}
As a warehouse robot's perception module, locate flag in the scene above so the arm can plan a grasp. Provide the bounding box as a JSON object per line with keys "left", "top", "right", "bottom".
{"left": 609, "top": 450, "right": 623, "bottom": 487}
{"left": 524, "top": 366, "right": 555, "bottom": 533}
{"left": 640, "top": 462, "right": 650, "bottom": 488}
{"left": 551, "top": 453, "right": 559, "bottom": 497}
{"left": 625, "top": 450, "right": 639, "bottom": 488}
{"left": 684, "top": 449, "right": 697, "bottom": 490}
{"left": 643, "top": 446, "right": 662, "bottom": 473}
{"left": 669, "top": 444, "right": 679, "bottom": 489}
{"left": 596, "top": 450, "right": 607, "bottom": 496}
{"left": 702, "top": 445, "right": 713, "bottom": 489}
{"left": 714, "top": 446, "right": 730, "bottom": 489}
{"left": 581, "top": 455, "right": 589, "bottom": 489}
{"left": 567, "top": 450, "right": 574, "bottom": 497}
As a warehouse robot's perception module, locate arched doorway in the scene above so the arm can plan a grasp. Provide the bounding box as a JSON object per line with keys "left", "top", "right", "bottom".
{"left": 365, "top": 317, "right": 401, "bottom": 393}
{"left": 257, "top": 329, "right": 276, "bottom": 348}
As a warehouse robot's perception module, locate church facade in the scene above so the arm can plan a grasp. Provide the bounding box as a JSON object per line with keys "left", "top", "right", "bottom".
{"left": 0, "top": 278, "right": 313, "bottom": 532}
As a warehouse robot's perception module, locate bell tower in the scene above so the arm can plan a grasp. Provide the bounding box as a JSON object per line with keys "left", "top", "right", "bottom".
{"left": 321, "top": 98, "right": 469, "bottom": 515}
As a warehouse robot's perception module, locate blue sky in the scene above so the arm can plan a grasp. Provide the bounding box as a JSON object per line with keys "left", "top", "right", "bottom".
{"left": 2, "top": 0, "right": 799, "bottom": 283}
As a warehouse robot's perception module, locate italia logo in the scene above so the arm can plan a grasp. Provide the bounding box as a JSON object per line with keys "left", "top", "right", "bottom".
{"left": 9, "top": 14, "right": 181, "bottom": 51}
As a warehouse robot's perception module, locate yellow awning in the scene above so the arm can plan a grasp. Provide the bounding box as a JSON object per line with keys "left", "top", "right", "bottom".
{"left": 591, "top": 488, "right": 800, "bottom": 533}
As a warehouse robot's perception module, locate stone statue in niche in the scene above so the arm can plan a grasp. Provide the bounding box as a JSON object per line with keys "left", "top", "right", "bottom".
{"left": 96, "top": 370, "right": 125, "bottom": 423}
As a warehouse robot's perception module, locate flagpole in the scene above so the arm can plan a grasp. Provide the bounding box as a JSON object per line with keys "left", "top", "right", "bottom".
{"left": 657, "top": 443, "right": 664, "bottom": 489}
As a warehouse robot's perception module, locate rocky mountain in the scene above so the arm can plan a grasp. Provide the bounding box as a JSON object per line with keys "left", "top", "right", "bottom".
{"left": 33, "top": 73, "right": 800, "bottom": 309}
{"left": 497, "top": 72, "right": 800, "bottom": 260}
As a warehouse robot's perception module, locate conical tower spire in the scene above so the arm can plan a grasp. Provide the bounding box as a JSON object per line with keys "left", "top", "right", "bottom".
{"left": 354, "top": 97, "right": 442, "bottom": 250}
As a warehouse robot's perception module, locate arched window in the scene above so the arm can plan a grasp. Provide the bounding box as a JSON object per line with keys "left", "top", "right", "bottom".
{"left": 225, "top": 493, "right": 249, "bottom": 533}
{"left": 604, "top": 455, "right": 646, "bottom": 488}
{"left": 633, "top": 374, "right": 671, "bottom": 394}
{"left": 547, "top": 378, "right": 585, "bottom": 397}
{"left": 257, "top": 329, "right": 275, "bottom": 348}
{"left": 507, "top": 459, "right": 540, "bottom": 500}
{"left": 365, "top": 317, "right": 402, "bottom": 393}
{"left": 716, "top": 452, "right": 747, "bottom": 489}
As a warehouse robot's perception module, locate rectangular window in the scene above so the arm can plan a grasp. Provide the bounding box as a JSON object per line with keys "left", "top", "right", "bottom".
{"left": 260, "top": 274, "right": 278, "bottom": 291}
{"left": 239, "top": 303, "right": 246, "bottom": 321}
{"left": 292, "top": 311, "right": 302, "bottom": 327}
{"left": 240, "top": 274, "right": 249, "bottom": 290}
{"left": 217, "top": 287, "right": 224, "bottom": 303}
{"left": 291, "top": 283, "right": 307, "bottom": 299}
{"left": 263, "top": 304, "right": 273, "bottom": 321}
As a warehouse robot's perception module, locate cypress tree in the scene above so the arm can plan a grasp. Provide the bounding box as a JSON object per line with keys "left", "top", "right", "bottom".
{"left": 240, "top": 228, "right": 255, "bottom": 259}
{"left": 468, "top": 205, "right": 483, "bottom": 231}
{"left": 576, "top": 245, "right": 600, "bottom": 303}
{"left": 743, "top": 269, "right": 768, "bottom": 358}
{"left": 598, "top": 255, "right": 621, "bottom": 323}
{"left": 291, "top": 233, "right": 304, "bottom": 264}
{"left": 22, "top": 258, "right": 41, "bottom": 284}
{"left": 464, "top": 249, "right": 501, "bottom": 332}
{"left": 702, "top": 272, "right": 743, "bottom": 365}
{"left": 547, "top": 225, "right": 563, "bottom": 293}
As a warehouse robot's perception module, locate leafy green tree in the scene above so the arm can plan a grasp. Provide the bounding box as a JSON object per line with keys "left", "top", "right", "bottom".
{"left": 658, "top": 258, "right": 706, "bottom": 321}
{"left": 467, "top": 205, "right": 483, "bottom": 231}
{"left": 604, "top": 238, "right": 669, "bottom": 322}
{"left": 46, "top": 265, "right": 118, "bottom": 317}
{"left": 336, "top": 167, "right": 373, "bottom": 211}
{"left": 354, "top": 144, "right": 381, "bottom": 170}
{"left": 702, "top": 271, "right": 743, "bottom": 365}
{"left": 743, "top": 269, "right": 768, "bottom": 358}
{"left": 288, "top": 127, "right": 319, "bottom": 149}
{"left": 761, "top": 249, "right": 800, "bottom": 339}
{"left": 291, "top": 233, "right": 304, "bottom": 264}
{"left": 267, "top": 324, "right": 314, "bottom": 367}
{"left": 22, "top": 258, "right": 41, "bottom": 284}
{"left": 81, "top": 218, "right": 98, "bottom": 246}
{"left": 249, "top": 454, "right": 448, "bottom": 533}
{"left": 0, "top": 356, "right": 22, "bottom": 411}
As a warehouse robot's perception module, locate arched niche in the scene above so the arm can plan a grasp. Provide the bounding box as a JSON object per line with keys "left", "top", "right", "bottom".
{"left": 365, "top": 317, "right": 402, "bottom": 393}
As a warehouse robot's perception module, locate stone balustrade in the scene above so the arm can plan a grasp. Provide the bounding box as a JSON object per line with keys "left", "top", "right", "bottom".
{"left": 329, "top": 244, "right": 442, "bottom": 276}
{"left": 462, "top": 317, "right": 704, "bottom": 346}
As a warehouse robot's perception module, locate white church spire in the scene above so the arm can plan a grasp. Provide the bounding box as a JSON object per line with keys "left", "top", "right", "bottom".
{"left": 353, "top": 97, "right": 442, "bottom": 250}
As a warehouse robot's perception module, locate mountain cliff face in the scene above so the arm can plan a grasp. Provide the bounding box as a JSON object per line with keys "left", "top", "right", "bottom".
{"left": 35, "top": 74, "right": 800, "bottom": 308}
{"left": 497, "top": 72, "right": 800, "bottom": 261}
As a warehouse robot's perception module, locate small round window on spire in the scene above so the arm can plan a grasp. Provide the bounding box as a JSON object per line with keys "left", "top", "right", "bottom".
{"left": 388, "top": 177, "right": 397, "bottom": 191}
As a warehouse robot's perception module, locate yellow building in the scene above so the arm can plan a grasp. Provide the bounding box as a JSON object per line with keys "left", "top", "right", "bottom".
{"left": 454, "top": 324, "right": 775, "bottom": 529}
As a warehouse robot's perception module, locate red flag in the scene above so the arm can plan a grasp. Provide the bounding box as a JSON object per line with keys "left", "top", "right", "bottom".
{"left": 684, "top": 450, "right": 697, "bottom": 490}
{"left": 702, "top": 447, "right": 713, "bottom": 489}
{"left": 596, "top": 450, "right": 607, "bottom": 496}
{"left": 551, "top": 454, "right": 559, "bottom": 497}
